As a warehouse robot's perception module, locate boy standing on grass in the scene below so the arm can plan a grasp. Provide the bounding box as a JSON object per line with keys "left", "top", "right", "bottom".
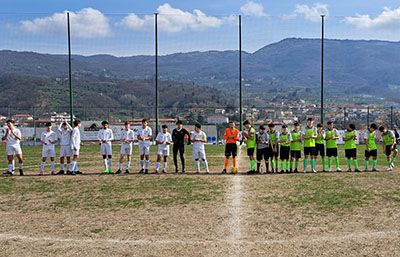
{"left": 364, "top": 123, "right": 378, "bottom": 172}
{"left": 2, "top": 119, "right": 24, "bottom": 176}
{"left": 279, "top": 124, "right": 291, "bottom": 173}
{"left": 57, "top": 121, "right": 73, "bottom": 175}
{"left": 191, "top": 123, "right": 209, "bottom": 174}
{"left": 223, "top": 121, "right": 239, "bottom": 174}
{"left": 267, "top": 123, "right": 280, "bottom": 173}
{"left": 256, "top": 125, "right": 270, "bottom": 174}
{"left": 343, "top": 124, "right": 360, "bottom": 172}
{"left": 316, "top": 123, "right": 326, "bottom": 172}
{"left": 116, "top": 121, "right": 135, "bottom": 174}
{"left": 137, "top": 119, "right": 152, "bottom": 174}
{"left": 172, "top": 120, "right": 191, "bottom": 174}
{"left": 302, "top": 118, "right": 318, "bottom": 173}
{"left": 155, "top": 125, "right": 173, "bottom": 174}
{"left": 290, "top": 122, "right": 302, "bottom": 173}
{"left": 98, "top": 121, "right": 114, "bottom": 174}
{"left": 243, "top": 120, "right": 256, "bottom": 175}
{"left": 379, "top": 126, "right": 398, "bottom": 171}
{"left": 39, "top": 122, "right": 58, "bottom": 175}
{"left": 325, "top": 121, "right": 342, "bottom": 172}
{"left": 70, "top": 120, "right": 81, "bottom": 175}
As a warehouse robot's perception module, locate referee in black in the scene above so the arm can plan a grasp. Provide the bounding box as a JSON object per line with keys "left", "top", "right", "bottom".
{"left": 172, "top": 120, "right": 191, "bottom": 173}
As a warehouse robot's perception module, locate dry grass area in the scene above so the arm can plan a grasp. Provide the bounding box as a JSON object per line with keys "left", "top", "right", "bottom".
{"left": 0, "top": 145, "right": 400, "bottom": 256}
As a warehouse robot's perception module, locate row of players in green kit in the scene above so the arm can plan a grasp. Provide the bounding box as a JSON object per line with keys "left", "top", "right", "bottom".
{"left": 241, "top": 118, "right": 398, "bottom": 174}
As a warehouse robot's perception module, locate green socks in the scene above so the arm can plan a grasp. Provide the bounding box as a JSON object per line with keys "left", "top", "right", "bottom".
{"left": 303, "top": 159, "right": 308, "bottom": 171}
{"left": 347, "top": 159, "right": 352, "bottom": 170}
{"left": 322, "top": 159, "right": 326, "bottom": 171}
{"left": 285, "top": 161, "right": 289, "bottom": 170}
{"left": 271, "top": 160, "right": 275, "bottom": 170}
{"left": 372, "top": 160, "right": 377, "bottom": 169}
{"left": 250, "top": 160, "right": 255, "bottom": 171}
{"left": 328, "top": 158, "right": 332, "bottom": 169}
{"left": 353, "top": 160, "right": 359, "bottom": 170}
{"left": 335, "top": 157, "right": 340, "bottom": 168}
{"left": 280, "top": 161, "right": 284, "bottom": 171}
{"left": 311, "top": 159, "right": 316, "bottom": 170}
{"left": 365, "top": 160, "right": 369, "bottom": 170}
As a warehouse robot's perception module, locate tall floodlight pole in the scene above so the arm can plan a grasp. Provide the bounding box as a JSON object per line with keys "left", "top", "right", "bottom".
{"left": 239, "top": 15, "right": 243, "bottom": 130}
{"left": 67, "top": 13, "right": 73, "bottom": 124}
{"left": 155, "top": 13, "right": 159, "bottom": 136}
{"left": 320, "top": 15, "right": 325, "bottom": 124}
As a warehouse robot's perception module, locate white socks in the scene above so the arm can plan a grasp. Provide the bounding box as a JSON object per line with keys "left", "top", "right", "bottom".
{"left": 126, "top": 161, "right": 131, "bottom": 170}
{"left": 140, "top": 160, "right": 145, "bottom": 169}
{"left": 60, "top": 163, "right": 64, "bottom": 171}
{"left": 145, "top": 160, "right": 149, "bottom": 169}
{"left": 203, "top": 160, "right": 209, "bottom": 172}
{"left": 50, "top": 161, "right": 55, "bottom": 171}
{"left": 156, "top": 162, "right": 160, "bottom": 171}
{"left": 195, "top": 160, "right": 200, "bottom": 171}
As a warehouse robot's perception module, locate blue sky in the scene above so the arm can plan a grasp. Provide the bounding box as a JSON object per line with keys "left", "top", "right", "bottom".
{"left": 1, "top": 0, "right": 400, "bottom": 56}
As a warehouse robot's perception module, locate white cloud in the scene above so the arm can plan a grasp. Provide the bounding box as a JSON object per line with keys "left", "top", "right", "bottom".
{"left": 240, "top": 1, "right": 267, "bottom": 17}
{"left": 120, "top": 3, "right": 231, "bottom": 33}
{"left": 20, "top": 8, "right": 111, "bottom": 38}
{"left": 294, "top": 3, "right": 329, "bottom": 22}
{"left": 345, "top": 7, "right": 400, "bottom": 31}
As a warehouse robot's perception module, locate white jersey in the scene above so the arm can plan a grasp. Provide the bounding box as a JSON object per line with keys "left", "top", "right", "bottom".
{"left": 156, "top": 132, "right": 173, "bottom": 151}
{"left": 137, "top": 126, "right": 152, "bottom": 145}
{"left": 58, "top": 123, "right": 73, "bottom": 146}
{"left": 41, "top": 130, "right": 57, "bottom": 149}
{"left": 71, "top": 127, "right": 81, "bottom": 150}
{"left": 191, "top": 131, "right": 207, "bottom": 151}
{"left": 5, "top": 128, "right": 21, "bottom": 146}
{"left": 98, "top": 128, "right": 114, "bottom": 143}
{"left": 120, "top": 129, "right": 135, "bottom": 145}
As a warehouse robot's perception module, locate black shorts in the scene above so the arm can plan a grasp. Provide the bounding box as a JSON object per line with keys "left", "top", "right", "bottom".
{"left": 269, "top": 145, "right": 279, "bottom": 158}
{"left": 316, "top": 144, "right": 325, "bottom": 157}
{"left": 291, "top": 150, "right": 301, "bottom": 159}
{"left": 326, "top": 148, "right": 338, "bottom": 157}
{"left": 280, "top": 146, "right": 290, "bottom": 160}
{"left": 365, "top": 149, "right": 377, "bottom": 158}
{"left": 256, "top": 147, "right": 270, "bottom": 161}
{"left": 304, "top": 147, "right": 317, "bottom": 157}
{"left": 345, "top": 148, "right": 357, "bottom": 159}
{"left": 247, "top": 148, "right": 255, "bottom": 156}
{"left": 385, "top": 144, "right": 397, "bottom": 156}
{"left": 225, "top": 143, "right": 237, "bottom": 157}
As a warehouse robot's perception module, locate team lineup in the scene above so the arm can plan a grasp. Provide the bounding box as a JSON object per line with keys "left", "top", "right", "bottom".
{"left": 1, "top": 117, "right": 398, "bottom": 176}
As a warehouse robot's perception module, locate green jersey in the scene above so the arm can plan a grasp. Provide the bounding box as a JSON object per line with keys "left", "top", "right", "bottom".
{"left": 246, "top": 127, "right": 257, "bottom": 149}
{"left": 316, "top": 130, "right": 325, "bottom": 145}
{"left": 279, "top": 132, "right": 291, "bottom": 147}
{"left": 325, "top": 129, "right": 338, "bottom": 149}
{"left": 290, "top": 130, "right": 302, "bottom": 151}
{"left": 344, "top": 130, "right": 357, "bottom": 150}
{"left": 302, "top": 126, "right": 317, "bottom": 147}
{"left": 382, "top": 130, "right": 396, "bottom": 146}
{"left": 364, "top": 130, "right": 377, "bottom": 150}
{"left": 268, "top": 130, "right": 280, "bottom": 145}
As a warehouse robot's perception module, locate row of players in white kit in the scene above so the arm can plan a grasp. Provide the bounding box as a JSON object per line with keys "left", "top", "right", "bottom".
{"left": 37, "top": 118, "right": 208, "bottom": 175}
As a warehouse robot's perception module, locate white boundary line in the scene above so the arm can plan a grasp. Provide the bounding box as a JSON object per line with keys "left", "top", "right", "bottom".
{"left": 1, "top": 230, "right": 399, "bottom": 246}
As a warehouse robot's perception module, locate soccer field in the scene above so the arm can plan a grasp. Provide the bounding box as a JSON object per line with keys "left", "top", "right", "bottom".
{"left": 0, "top": 144, "right": 400, "bottom": 256}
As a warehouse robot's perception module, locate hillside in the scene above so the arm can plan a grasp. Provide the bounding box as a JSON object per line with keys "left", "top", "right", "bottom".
{"left": 1, "top": 38, "right": 400, "bottom": 113}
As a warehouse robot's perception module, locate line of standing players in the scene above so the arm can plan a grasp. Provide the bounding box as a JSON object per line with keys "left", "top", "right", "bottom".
{"left": 223, "top": 118, "right": 398, "bottom": 174}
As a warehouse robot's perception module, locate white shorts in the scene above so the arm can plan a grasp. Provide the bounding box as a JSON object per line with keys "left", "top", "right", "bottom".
{"left": 193, "top": 149, "right": 206, "bottom": 160}
{"left": 120, "top": 144, "right": 133, "bottom": 155}
{"left": 42, "top": 146, "right": 56, "bottom": 158}
{"left": 139, "top": 143, "right": 150, "bottom": 156}
{"left": 72, "top": 148, "right": 80, "bottom": 156}
{"left": 60, "top": 145, "right": 72, "bottom": 157}
{"left": 101, "top": 143, "right": 113, "bottom": 156}
{"left": 7, "top": 144, "right": 22, "bottom": 156}
{"left": 157, "top": 147, "right": 170, "bottom": 156}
